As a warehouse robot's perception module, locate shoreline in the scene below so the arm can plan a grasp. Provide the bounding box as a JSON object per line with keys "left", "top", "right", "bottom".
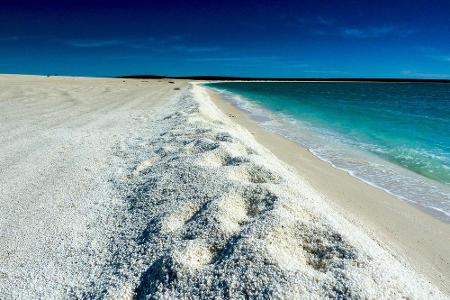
{"left": 201, "top": 84, "right": 450, "bottom": 294}
{"left": 1, "top": 74, "right": 448, "bottom": 297}
{"left": 205, "top": 84, "right": 450, "bottom": 223}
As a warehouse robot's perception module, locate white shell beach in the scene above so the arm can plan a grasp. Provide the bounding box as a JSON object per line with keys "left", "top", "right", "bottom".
{"left": 0, "top": 75, "right": 448, "bottom": 299}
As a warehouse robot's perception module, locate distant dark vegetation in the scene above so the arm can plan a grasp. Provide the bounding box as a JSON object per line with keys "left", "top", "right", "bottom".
{"left": 118, "top": 75, "right": 450, "bottom": 83}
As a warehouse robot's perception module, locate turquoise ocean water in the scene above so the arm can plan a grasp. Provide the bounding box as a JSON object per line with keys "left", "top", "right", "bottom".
{"left": 206, "top": 82, "right": 450, "bottom": 222}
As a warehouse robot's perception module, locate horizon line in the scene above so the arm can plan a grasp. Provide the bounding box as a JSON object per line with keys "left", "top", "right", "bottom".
{"left": 2, "top": 73, "right": 449, "bottom": 83}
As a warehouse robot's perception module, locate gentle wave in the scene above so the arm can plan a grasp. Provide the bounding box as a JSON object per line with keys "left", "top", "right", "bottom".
{"left": 207, "top": 85, "right": 450, "bottom": 222}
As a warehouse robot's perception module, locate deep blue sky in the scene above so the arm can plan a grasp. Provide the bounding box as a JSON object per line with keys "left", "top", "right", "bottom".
{"left": 1, "top": 0, "right": 449, "bottom": 78}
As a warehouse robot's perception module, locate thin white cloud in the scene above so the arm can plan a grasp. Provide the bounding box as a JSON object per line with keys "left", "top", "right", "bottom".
{"left": 0, "top": 36, "right": 23, "bottom": 41}
{"left": 172, "top": 46, "right": 223, "bottom": 53}
{"left": 338, "top": 25, "right": 413, "bottom": 38}
{"left": 339, "top": 28, "right": 368, "bottom": 38}
{"left": 65, "top": 39, "right": 126, "bottom": 48}
{"left": 187, "top": 57, "right": 311, "bottom": 69}
{"left": 297, "top": 16, "right": 414, "bottom": 39}
{"left": 292, "top": 64, "right": 311, "bottom": 67}
{"left": 429, "top": 55, "right": 450, "bottom": 62}
{"left": 64, "top": 37, "right": 156, "bottom": 48}
{"left": 415, "top": 47, "right": 450, "bottom": 62}
{"left": 63, "top": 36, "right": 222, "bottom": 53}
{"left": 318, "top": 16, "right": 333, "bottom": 26}
{"left": 302, "top": 70, "right": 353, "bottom": 75}
{"left": 415, "top": 46, "right": 436, "bottom": 52}
{"left": 298, "top": 16, "right": 334, "bottom": 26}
{"left": 401, "top": 70, "right": 450, "bottom": 78}
{"left": 187, "top": 56, "right": 281, "bottom": 62}
{"left": 0, "top": 35, "right": 47, "bottom": 41}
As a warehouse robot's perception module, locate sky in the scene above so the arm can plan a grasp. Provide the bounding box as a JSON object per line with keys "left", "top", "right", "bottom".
{"left": 1, "top": 0, "right": 449, "bottom": 78}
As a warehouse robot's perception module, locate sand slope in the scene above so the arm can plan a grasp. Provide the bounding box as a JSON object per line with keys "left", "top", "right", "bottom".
{"left": 0, "top": 75, "right": 183, "bottom": 298}
{"left": 0, "top": 75, "right": 446, "bottom": 298}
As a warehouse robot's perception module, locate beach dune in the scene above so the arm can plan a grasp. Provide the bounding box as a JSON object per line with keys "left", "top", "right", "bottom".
{"left": 0, "top": 75, "right": 447, "bottom": 298}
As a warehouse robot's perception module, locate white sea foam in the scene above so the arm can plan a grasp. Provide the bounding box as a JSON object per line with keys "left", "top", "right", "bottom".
{"left": 208, "top": 86, "right": 450, "bottom": 222}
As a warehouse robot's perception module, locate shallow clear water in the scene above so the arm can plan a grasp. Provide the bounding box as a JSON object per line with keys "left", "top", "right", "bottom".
{"left": 206, "top": 82, "right": 450, "bottom": 222}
